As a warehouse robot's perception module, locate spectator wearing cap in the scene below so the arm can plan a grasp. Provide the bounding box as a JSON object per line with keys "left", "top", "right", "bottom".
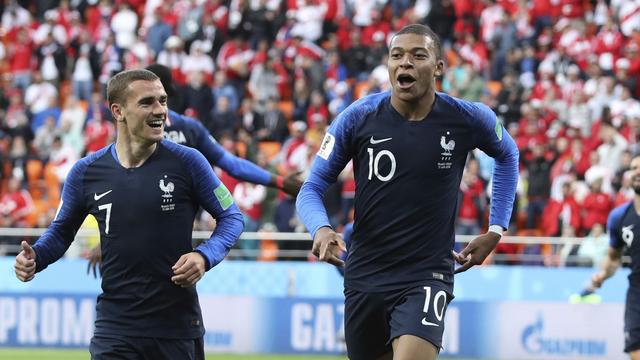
{"left": 560, "top": 64, "right": 583, "bottom": 104}
{"left": 614, "top": 58, "right": 637, "bottom": 94}
{"left": 157, "top": 36, "right": 187, "bottom": 79}
{"left": 581, "top": 175, "right": 612, "bottom": 234}
{"left": 182, "top": 40, "right": 215, "bottom": 84}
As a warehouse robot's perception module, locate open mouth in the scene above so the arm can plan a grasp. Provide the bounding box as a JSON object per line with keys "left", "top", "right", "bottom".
{"left": 397, "top": 74, "right": 416, "bottom": 89}
{"left": 147, "top": 119, "right": 164, "bottom": 128}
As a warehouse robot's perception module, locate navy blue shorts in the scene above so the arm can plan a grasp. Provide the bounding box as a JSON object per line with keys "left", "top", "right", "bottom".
{"left": 90, "top": 334, "right": 204, "bottom": 360}
{"left": 625, "top": 286, "right": 640, "bottom": 352}
{"left": 344, "top": 281, "right": 453, "bottom": 360}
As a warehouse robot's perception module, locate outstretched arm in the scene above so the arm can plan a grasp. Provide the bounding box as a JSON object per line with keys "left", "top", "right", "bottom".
{"left": 185, "top": 112, "right": 303, "bottom": 196}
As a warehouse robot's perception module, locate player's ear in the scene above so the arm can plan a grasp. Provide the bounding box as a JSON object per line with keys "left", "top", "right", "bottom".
{"left": 110, "top": 103, "right": 125, "bottom": 122}
{"left": 434, "top": 60, "right": 445, "bottom": 78}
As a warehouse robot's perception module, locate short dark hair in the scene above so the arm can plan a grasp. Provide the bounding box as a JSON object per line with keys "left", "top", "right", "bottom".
{"left": 393, "top": 24, "right": 442, "bottom": 60}
{"left": 107, "top": 69, "right": 159, "bottom": 106}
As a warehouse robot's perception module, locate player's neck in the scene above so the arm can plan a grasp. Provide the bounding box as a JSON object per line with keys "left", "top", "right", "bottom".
{"left": 391, "top": 90, "right": 436, "bottom": 121}
{"left": 634, "top": 196, "right": 640, "bottom": 213}
{"left": 115, "top": 137, "right": 157, "bottom": 168}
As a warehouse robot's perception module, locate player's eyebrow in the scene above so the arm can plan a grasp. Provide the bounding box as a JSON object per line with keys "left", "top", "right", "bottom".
{"left": 137, "top": 95, "right": 168, "bottom": 104}
{"left": 389, "top": 46, "right": 429, "bottom": 53}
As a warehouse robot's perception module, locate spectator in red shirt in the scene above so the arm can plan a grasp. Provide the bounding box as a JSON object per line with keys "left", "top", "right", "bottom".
{"left": 581, "top": 176, "right": 612, "bottom": 233}
{"left": 0, "top": 175, "right": 34, "bottom": 228}
{"left": 542, "top": 181, "right": 581, "bottom": 236}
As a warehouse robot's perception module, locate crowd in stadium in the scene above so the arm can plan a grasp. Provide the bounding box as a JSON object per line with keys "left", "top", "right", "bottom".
{"left": 0, "top": 0, "right": 639, "bottom": 264}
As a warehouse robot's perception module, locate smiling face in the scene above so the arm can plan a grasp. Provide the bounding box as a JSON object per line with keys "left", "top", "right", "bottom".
{"left": 111, "top": 79, "right": 167, "bottom": 145}
{"left": 387, "top": 32, "right": 443, "bottom": 105}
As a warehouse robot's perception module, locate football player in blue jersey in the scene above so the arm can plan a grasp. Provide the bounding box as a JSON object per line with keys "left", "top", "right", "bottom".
{"left": 147, "top": 63, "right": 302, "bottom": 197}
{"left": 584, "top": 153, "right": 640, "bottom": 359}
{"left": 14, "top": 69, "right": 245, "bottom": 359}
{"left": 85, "top": 63, "right": 302, "bottom": 276}
{"left": 296, "top": 24, "right": 519, "bottom": 360}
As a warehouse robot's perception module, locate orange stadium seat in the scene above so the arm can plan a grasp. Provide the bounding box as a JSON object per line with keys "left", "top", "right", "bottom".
{"left": 486, "top": 81, "right": 503, "bottom": 97}
{"left": 258, "top": 141, "right": 281, "bottom": 162}
{"left": 278, "top": 101, "right": 294, "bottom": 121}
{"left": 26, "top": 159, "right": 43, "bottom": 183}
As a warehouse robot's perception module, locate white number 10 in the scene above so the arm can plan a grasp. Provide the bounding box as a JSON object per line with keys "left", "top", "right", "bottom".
{"left": 367, "top": 148, "right": 396, "bottom": 182}
{"left": 98, "top": 203, "right": 112, "bottom": 234}
{"left": 422, "top": 286, "right": 447, "bottom": 326}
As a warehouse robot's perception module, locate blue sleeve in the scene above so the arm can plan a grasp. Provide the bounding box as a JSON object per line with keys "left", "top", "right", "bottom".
{"left": 32, "top": 161, "right": 89, "bottom": 272}
{"left": 469, "top": 102, "right": 519, "bottom": 230}
{"left": 174, "top": 111, "right": 273, "bottom": 186}
{"left": 607, "top": 203, "right": 629, "bottom": 249}
{"left": 177, "top": 145, "right": 245, "bottom": 270}
{"left": 296, "top": 101, "right": 360, "bottom": 239}
{"left": 216, "top": 152, "right": 273, "bottom": 186}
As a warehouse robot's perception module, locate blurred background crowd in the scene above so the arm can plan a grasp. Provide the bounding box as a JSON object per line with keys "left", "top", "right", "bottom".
{"left": 0, "top": 0, "right": 639, "bottom": 265}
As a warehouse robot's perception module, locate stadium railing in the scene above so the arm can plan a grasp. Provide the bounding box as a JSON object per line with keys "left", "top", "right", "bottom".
{"left": 0, "top": 227, "right": 622, "bottom": 266}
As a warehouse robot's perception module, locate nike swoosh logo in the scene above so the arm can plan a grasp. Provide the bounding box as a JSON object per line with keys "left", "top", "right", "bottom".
{"left": 370, "top": 136, "right": 392, "bottom": 144}
{"left": 94, "top": 190, "right": 112, "bottom": 201}
{"left": 422, "top": 318, "right": 439, "bottom": 327}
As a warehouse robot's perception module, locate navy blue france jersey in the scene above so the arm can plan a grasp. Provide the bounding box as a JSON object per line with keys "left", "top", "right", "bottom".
{"left": 165, "top": 109, "right": 272, "bottom": 186}
{"left": 608, "top": 202, "right": 640, "bottom": 284}
{"left": 297, "top": 92, "right": 519, "bottom": 292}
{"left": 31, "top": 140, "right": 244, "bottom": 339}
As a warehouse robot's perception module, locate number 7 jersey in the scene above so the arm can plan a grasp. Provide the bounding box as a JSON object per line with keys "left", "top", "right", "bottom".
{"left": 297, "top": 91, "right": 519, "bottom": 292}
{"left": 31, "top": 140, "right": 244, "bottom": 339}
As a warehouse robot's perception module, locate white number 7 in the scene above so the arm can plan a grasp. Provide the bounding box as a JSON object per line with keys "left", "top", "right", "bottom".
{"left": 98, "top": 203, "right": 112, "bottom": 234}
{"left": 422, "top": 286, "right": 447, "bottom": 327}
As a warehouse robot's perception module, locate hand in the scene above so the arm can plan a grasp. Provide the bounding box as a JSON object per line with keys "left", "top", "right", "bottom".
{"left": 171, "top": 252, "right": 206, "bottom": 288}
{"left": 281, "top": 171, "right": 304, "bottom": 197}
{"left": 14, "top": 241, "right": 36, "bottom": 282}
{"left": 453, "top": 232, "right": 501, "bottom": 274}
{"left": 85, "top": 245, "right": 102, "bottom": 278}
{"left": 312, "top": 227, "right": 346, "bottom": 267}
